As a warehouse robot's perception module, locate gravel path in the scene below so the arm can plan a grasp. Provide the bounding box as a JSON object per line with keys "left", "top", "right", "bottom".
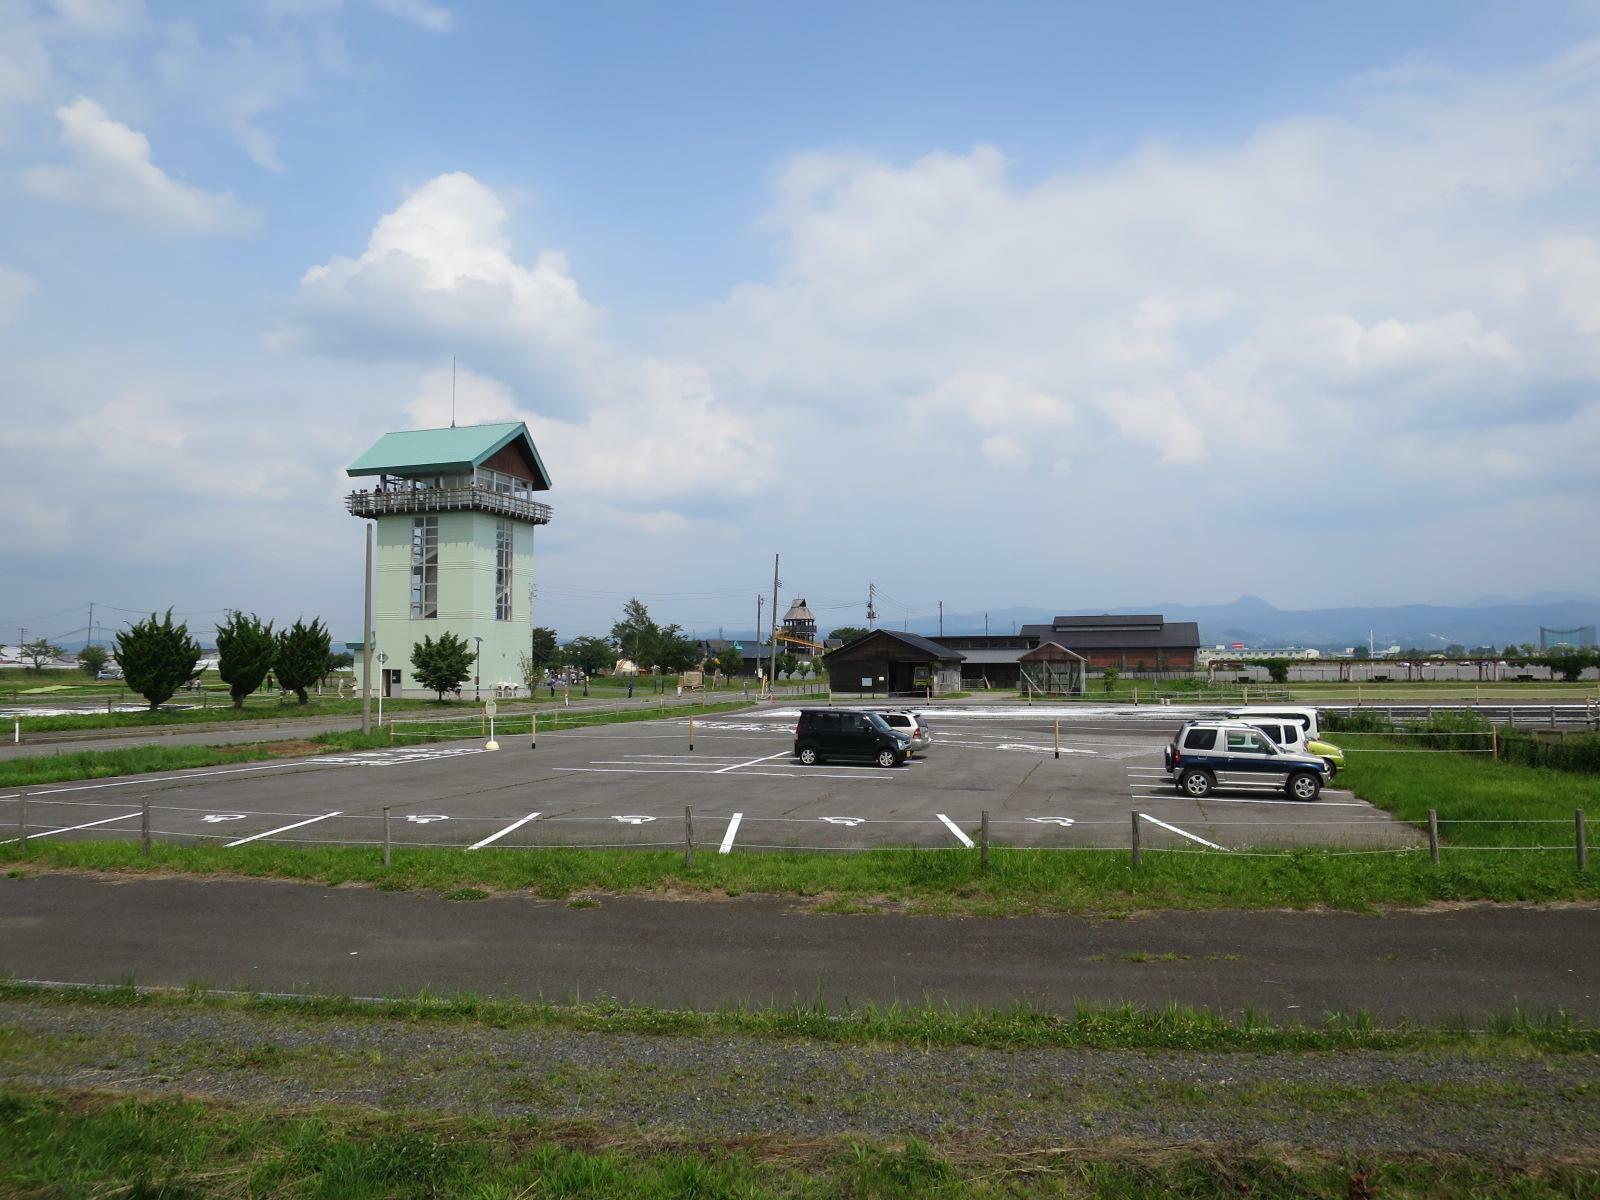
{"left": 3, "top": 1001, "right": 1595, "bottom": 1155}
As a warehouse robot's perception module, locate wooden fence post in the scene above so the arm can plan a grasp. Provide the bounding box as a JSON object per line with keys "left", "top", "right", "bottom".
{"left": 383, "top": 807, "right": 392, "bottom": 867}
{"left": 140, "top": 795, "right": 150, "bottom": 857}
{"left": 980, "top": 809, "right": 990, "bottom": 870}
{"left": 16, "top": 790, "right": 26, "bottom": 853}
{"left": 1578, "top": 810, "right": 1588, "bottom": 873}
{"left": 1130, "top": 811, "right": 1142, "bottom": 867}
{"left": 1427, "top": 809, "right": 1439, "bottom": 864}
{"left": 684, "top": 806, "right": 694, "bottom": 868}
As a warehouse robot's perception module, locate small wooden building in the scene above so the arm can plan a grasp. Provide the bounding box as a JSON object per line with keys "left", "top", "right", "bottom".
{"left": 824, "top": 629, "right": 964, "bottom": 696}
{"left": 1018, "top": 641, "right": 1087, "bottom": 694}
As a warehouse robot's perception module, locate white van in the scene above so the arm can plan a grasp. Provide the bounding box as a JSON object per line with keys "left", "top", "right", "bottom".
{"left": 1225, "top": 705, "right": 1322, "bottom": 739}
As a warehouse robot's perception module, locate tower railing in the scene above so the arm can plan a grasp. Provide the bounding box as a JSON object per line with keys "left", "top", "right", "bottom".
{"left": 345, "top": 484, "right": 553, "bottom": 525}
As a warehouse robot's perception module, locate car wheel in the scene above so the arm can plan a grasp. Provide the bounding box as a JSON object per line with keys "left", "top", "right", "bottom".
{"left": 1287, "top": 772, "right": 1321, "bottom": 801}
{"left": 1179, "top": 769, "right": 1213, "bottom": 798}
{"left": 1322, "top": 758, "right": 1338, "bottom": 778}
{"left": 876, "top": 747, "right": 899, "bottom": 768}
{"left": 798, "top": 746, "right": 819, "bottom": 765}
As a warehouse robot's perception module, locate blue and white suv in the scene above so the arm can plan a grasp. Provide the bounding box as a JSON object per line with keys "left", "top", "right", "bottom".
{"left": 1163, "top": 720, "right": 1329, "bottom": 801}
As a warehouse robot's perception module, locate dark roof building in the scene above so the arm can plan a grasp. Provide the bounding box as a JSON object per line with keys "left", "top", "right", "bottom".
{"left": 825, "top": 629, "right": 963, "bottom": 696}
{"left": 1016, "top": 614, "right": 1200, "bottom": 669}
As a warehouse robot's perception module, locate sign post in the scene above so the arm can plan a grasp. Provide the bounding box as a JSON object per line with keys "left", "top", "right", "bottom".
{"left": 484, "top": 699, "right": 498, "bottom": 751}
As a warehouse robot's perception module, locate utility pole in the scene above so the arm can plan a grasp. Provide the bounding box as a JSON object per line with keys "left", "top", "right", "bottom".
{"left": 938, "top": 601, "right": 943, "bottom": 638}
{"left": 87, "top": 602, "right": 94, "bottom": 649}
{"left": 768, "top": 554, "right": 781, "bottom": 692}
{"left": 867, "top": 583, "right": 877, "bottom": 630}
{"left": 755, "top": 594, "right": 764, "bottom": 661}
{"left": 985, "top": 613, "right": 988, "bottom": 637}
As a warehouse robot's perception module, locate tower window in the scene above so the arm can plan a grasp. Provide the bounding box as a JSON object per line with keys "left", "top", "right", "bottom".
{"left": 495, "top": 519, "right": 513, "bottom": 621}
{"left": 410, "top": 516, "right": 438, "bottom": 619}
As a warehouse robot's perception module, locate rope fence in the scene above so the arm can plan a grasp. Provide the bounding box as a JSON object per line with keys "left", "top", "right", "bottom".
{"left": 2, "top": 791, "right": 1589, "bottom": 873}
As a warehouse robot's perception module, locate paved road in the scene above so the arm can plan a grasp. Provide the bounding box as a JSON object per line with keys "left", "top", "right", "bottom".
{"left": 2, "top": 875, "right": 1594, "bottom": 1020}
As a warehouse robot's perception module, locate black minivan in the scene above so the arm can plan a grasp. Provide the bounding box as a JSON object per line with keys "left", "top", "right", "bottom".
{"left": 793, "top": 709, "right": 908, "bottom": 768}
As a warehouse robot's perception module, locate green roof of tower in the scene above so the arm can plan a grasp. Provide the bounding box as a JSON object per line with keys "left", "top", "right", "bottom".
{"left": 346, "top": 421, "right": 551, "bottom": 489}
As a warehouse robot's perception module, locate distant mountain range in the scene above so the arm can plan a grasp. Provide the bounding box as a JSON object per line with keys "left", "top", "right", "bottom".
{"left": 926, "top": 594, "right": 1600, "bottom": 651}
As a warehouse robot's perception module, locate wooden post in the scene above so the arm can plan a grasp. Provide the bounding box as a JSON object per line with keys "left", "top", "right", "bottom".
{"left": 684, "top": 806, "right": 694, "bottom": 868}
{"left": 383, "top": 807, "right": 392, "bottom": 867}
{"left": 1130, "top": 811, "right": 1142, "bottom": 867}
{"left": 1578, "top": 810, "right": 1588, "bottom": 873}
{"left": 16, "top": 790, "right": 26, "bottom": 852}
{"left": 530, "top": 712, "right": 537, "bottom": 750}
{"left": 980, "top": 809, "right": 990, "bottom": 869}
{"left": 389, "top": 721, "right": 395, "bottom": 743}
{"left": 689, "top": 717, "right": 695, "bottom": 752}
{"left": 140, "top": 795, "right": 150, "bottom": 857}
{"left": 1491, "top": 726, "right": 1498, "bottom": 760}
{"left": 1427, "top": 809, "right": 1439, "bottom": 864}
{"left": 1054, "top": 719, "right": 1060, "bottom": 760}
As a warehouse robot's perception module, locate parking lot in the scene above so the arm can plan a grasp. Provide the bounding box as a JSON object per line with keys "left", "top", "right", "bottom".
{"left": 0, "top": 705, "right": 1419, "bottom": 855}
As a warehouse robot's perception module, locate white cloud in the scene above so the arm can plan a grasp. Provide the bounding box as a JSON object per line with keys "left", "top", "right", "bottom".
{"left": 683, "top": 41, "right": 1600, "bottom": 472}
{"left": 0, "top": 265, "right": 36, "bottom": 324}
{"left": 367, "top": 0, "right": 453, "bottom": 33}
{"left": 292, "top": 173, "right": 605, "bottom": 408}
{"left": 21, "top": 96, "right": 257, "bottom": 232}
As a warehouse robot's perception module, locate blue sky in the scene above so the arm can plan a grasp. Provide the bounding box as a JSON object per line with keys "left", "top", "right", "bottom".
{"left": 3, "top": 0, "right": 1600, "bottom": 645}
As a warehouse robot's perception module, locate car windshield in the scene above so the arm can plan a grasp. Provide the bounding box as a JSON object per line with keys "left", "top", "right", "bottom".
{"left": 865, "top": 712, "right": 893, "bottom": 732}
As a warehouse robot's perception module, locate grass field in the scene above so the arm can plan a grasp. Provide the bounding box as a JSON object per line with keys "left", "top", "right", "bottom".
{"left": 5, "top": 1088, "right": 1591, "bottom": 1200}
{"left": 1339, "top": 746, "right": 1598, "bottom": 848}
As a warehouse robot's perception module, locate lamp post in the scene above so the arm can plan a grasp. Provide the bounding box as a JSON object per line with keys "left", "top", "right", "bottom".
{"left": 376, "top": 651, "right": 388, "bottom": 727}
{"left": 473, "top": 636, "right": 482, "bottom": 702}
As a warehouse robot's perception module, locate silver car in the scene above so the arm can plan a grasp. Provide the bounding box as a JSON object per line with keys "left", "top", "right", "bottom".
{"left": 875, "top": 710, "right": 931, "bottom": 753}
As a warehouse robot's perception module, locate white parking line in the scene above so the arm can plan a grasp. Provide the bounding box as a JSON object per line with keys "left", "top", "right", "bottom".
{"left": 713, "top": 750, "right": 791, "bottom": 774}
{"left": 1138, "top": 813, "right": 1228, "bottom": 850}
{"left": 225, "top": 811, "right": 343, "bottom": 847}
{"left": 936, "top": 813, "right": 975, "bottom": 848}
{"left": 718, "top": 812, "right": 743, "bottom": 853}
{"left": 0, "top": 810, "right": 141, "bottom": 845}
{"left": 468, "top": 811, "right": 542, "bottom": 850}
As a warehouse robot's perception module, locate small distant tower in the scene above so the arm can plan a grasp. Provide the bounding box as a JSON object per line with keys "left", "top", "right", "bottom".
{"left": 782, "top": 597, "right": 818, "bottom": 654}
{"left": 346, "top": 422, "right": 552, "bottom": 698}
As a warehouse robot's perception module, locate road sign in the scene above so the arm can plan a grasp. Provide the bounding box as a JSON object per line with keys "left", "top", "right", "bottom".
{"left": 485, "top": 700, "right": 497, "bottom": 717}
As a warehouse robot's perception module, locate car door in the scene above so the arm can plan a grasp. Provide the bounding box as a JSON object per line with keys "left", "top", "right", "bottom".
{"left": 837, "top": 712, "right": 872, "bottom": 758}
{"left": 812, "top": 712, "right": 842, "bottom": 756}
{"left": 1222, "top": 727, "right": 1280, "bottom": 783}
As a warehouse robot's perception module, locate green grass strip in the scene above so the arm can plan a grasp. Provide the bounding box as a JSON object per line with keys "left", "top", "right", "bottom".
{"left": 6, "top": 839, "right": 1597, "bottom": 913}
{"left": 2, "top": 978, "right": 1596, "bottom": 1054}
{"left": 0, "top": 1088, "right": 1594, "bottom": 1199}
{"left": 0, "top": 743, "right": 279, "bottom": 788}
{"left": 1340, "top": 752, "right": 1599, "bottom": 847}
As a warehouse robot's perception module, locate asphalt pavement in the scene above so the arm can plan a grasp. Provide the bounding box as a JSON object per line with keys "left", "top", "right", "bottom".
{"left": 2, "top": 874, "right": 1594, "bottom": 1020}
